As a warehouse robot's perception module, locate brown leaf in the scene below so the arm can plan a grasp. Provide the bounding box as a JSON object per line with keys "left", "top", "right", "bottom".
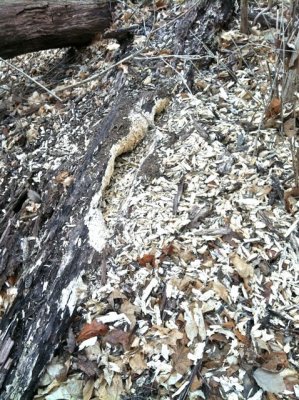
{"left": 266, "top": 393, "right": 278, "bottom": 400}
{"left": 222, "top": 321, "right": 235, "bottom": 329}
{"left": 155, "top": 0, "right": 168, "bottom": 10}
{"left": 227, "top": 365, "right": 239, "bottom": 376}
{"left": 265, "top": 97, "right": 281, "bottom": 119}
{"left": 74, "top": 356, "right": 99, "bottom": 377}
{"left": 284, "top": 369, "right": 299, "bottom": 393}
{"left": 284, "top": 118, "right": 297, "bottom": 138}
{"left": 55, "top": 170, "right": 70, "bottom": 183}
{"left": 233, "top": 328, "right": 250, "bottom": 346}
{"left": 138, "top": 253, "right": 156, "bottom": 267}
{"left": 212, "top": 281, "right": 229, "bottom": 302}
{"left": 159, "top": 242, "right": 176, "bottom": 263}
{"left": 120, "top": 300, "right": 139, "bottom": 327}
{"left": 77, "top": 320, "right": 108, "bottom": 343}
{"left": 209, "top": 333, "right": 228, "bottom": 343}
{"left": 83, "top": 379, "right": 94, "bottom": 400}
{"left": 104, "top": 329, "right": 131, "bottom": 350}
{"left": 158, "top": 49, "right": 172, "bottom": 55}
{"left": 172, "top": 345, "right": 192, "bottom": 375}
{"left": 190, "top": 375, "right": 202, "bottom": 392}
{"left": 129, "top": 352, "right": 147, "bottom": 375}
{"left": 230, "top": 253, "right": 254, "bottom": 280}
{"left": 261, "top": 351, "right": 288, "bottom": 372}
{"left": 284, "top": 187, "right": 299, "bottom": 213}
{"left": 54, "top": 170, "right": 74, "bottom": 188}
{"left": 162, "top": 242, "right": 175, "bottom": 256}
{"left": 7, "top": 275, "right": 18, "bottom": 286}
{"left": 262, "top": 281, "right": 273, "bottom": 300}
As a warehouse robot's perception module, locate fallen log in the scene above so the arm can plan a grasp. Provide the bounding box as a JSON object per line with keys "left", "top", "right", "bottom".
{"left": 0, "top": 0, "right": 115, "bottom": 59}
{"left": 0, "top": 89, "right": 170, "bottom": 399}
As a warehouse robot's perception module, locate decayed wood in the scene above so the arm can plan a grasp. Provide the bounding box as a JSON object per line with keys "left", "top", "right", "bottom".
{"left": 173, "top": 0, "right": 234, "bottom": 89}
{"left": 174, "top": 0, "right": 234, "bottom": 56}
{"left": 0, "top": 0, "right": 115, "bottom": 59}
{"left": 0, "top": 91, "right": 162, "bottom": 399}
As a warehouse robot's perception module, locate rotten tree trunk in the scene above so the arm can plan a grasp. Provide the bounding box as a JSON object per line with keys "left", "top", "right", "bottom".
{"left": 0, "top": 0, "right": 115, "bottom": 59}
{"left": 0, "top": 90, "right": 169, "bottom": 399}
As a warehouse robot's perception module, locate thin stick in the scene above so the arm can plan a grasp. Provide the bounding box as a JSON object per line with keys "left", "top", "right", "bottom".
{"left": 0, "top": 57, "right": 63, "bottom": 102}
{"left": 178, "top": 343, "right": 206, "bottom": 400}
{"left": 55, "top": 47, "right": 144, "bottom": 93}
{"left": 135, "top": 54, "right": 209, "bottom": 61}
{"left": 160, "top": 57, "right": 192, "bottom": 95}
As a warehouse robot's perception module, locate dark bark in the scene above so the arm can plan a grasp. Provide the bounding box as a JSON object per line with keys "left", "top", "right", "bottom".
{"left": 0, "top": 91, "right": 155, "bottom": 399}
{"left": 173, "top": 0, "right": 234, "bottom": 90}
{"left": 0, "top": 0, "right": 115, "bottom": 59}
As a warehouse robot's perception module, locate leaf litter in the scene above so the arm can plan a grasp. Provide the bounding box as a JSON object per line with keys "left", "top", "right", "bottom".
{"left": 0, "top": 1, "right": 299, "bottom": 399}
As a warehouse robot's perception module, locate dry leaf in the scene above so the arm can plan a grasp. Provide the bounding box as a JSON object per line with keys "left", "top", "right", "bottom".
{"left": 55, "top": 170, "right": 70, "bottom": 184}
{"left": 83, "top": 379, "right": 94, "bottom": 400}
{"left": 222, "top": 321, "right": 235, "bottom": 329}
{"left": 77, "top": 320, "right": 108, "bottom": 343}
{"left": 230, "top": 253, "right": 254, "bottom": 280}
{"left": 108, "top": 289, "right": 127, "bottom": 302}
{"left": 137, "top": 253, "right": 156, "bottom": 267}
{"left": 158, "top": 48, "right": 172, "bottom": 55}
{"left": 120, "top": 300, "right": 139, "bottom": 327}
{"left": 284, "top": 118, "right": 297, "bottom": 138}
{"left": 209, "top": 333, "right": 228, "bottom": 343}
{"left": 265, "top": 97, "right": 281, "bottom": 119}
{"left": 129, "top": 352, "right": 147, "bottom": 375}
{"left": 151, "top": 326, "right": 184, "bottom": 347}
{"left": 161, "top": 242, "right": 175, "bottom": 256}
{"left": 266, "top": 393, "right": 277, "bottom": 400}
{"left": 155, "top": 0, "right": 168, "bottom": 10}
{"left": 104, "top": 329, "right": 131, "bottom": 350}
{"left": 261, "top": 351, "right": 288, "bottom": 372}
{"left": 118, "top": 63, "right": 128, "bottom": 74}
{"left": 172, "top": 345, "right": 192, "bottom": 375}
{"left": 212, "top": 281, "right": 229, "bottom": 302}
{"left": 284, "top": 187, "right": 299, "bottom": 213}
{"left": 233, "top": 329, "right": 250, "bottom": 346}
{"left": 190, "top": 375, "right": 202, "bottom": 392}
{"left": 266, "top": 393, "right": 278, "bottom": 400}
{"left": 97, "top": 374, "right": 124, "bottom": 400}
{"left": 282, "top": 369, "right": 299, "bottom": 393}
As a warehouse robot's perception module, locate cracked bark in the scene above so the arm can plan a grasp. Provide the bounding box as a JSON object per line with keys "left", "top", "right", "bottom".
{"left": 0, "top": 0, "right": 115, "bottom": 59}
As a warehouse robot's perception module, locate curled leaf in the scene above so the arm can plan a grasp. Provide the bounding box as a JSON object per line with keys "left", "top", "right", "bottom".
{"left": 77, "top": 320, "right": 108, "bottom": 343}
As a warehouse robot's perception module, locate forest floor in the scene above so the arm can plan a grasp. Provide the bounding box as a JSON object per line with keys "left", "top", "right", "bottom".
{"left": 0, "top": 1, "right": 299, "bottom": 399}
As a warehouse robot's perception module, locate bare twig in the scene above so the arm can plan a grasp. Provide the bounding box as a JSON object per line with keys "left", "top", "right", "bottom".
{"left": 177, "top": 341, "right": 207, "bottom": 400}
{"left": 160, "top": 57, "right": 193, "bottom": 94}
{"left": 55, "top": 48, "right": 144, "bottom": 93}
{"left": 0, "top": 57, "right": 63, "bottom": 102}
{"left": 173, "top": 175, "right": 186, "bottom": 215}
{"left": 101, "top": 246, "right": 108, "bottom": 286}
{"left": 253, "top": 0, "right": 276, "bottom": 27}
